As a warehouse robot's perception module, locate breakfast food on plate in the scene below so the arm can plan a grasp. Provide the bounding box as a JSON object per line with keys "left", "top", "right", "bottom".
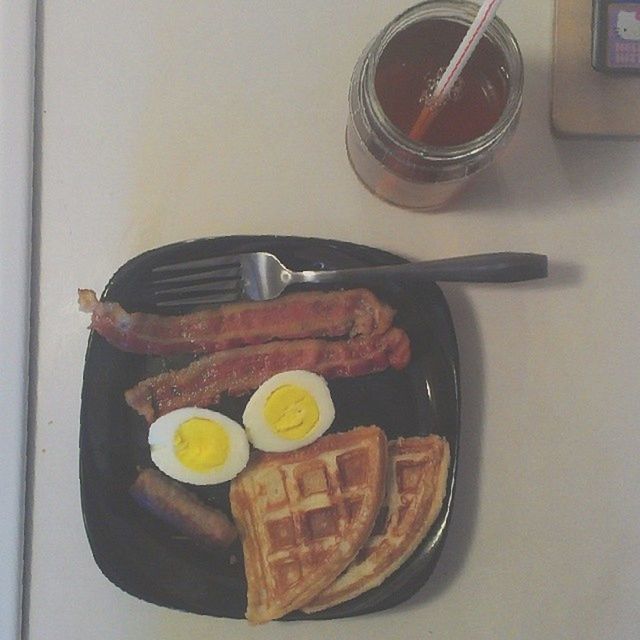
{"left": 79, "top": 277, "right": 450, "bottom": 619}
{"left": 229, "top": 426, "right": 388, "bottom": 624}
{"left": 148, "top": 408, "right": 250, "bottom": 485}
{"left": 129, "top": 468, "right": 238, "bottom": 548}
{"left": 125, "top": 328, "right": 411, "bottom": 423}
{"left": 303, "top": 435, "right": 450, "bottom": 613}
{"left": 242, "top": 371, "right": 335, "bottom": 452}
{"left": 78, "top": 288, "right": 395, "bottom": 355}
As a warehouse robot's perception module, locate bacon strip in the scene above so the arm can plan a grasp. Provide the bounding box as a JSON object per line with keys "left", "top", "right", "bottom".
{"left": 129, "top": 468, "right": 238, "bottom": 548}
{"left": 125, "top": 328, "right": 411, "bottom": 423}
{"left": 78, "top": 288, "right": 395, "bottom": 355}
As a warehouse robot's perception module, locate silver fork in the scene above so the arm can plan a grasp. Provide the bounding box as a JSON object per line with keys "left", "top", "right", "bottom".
{"left": 150, "top": 251, "right": 547, "bottom": 306}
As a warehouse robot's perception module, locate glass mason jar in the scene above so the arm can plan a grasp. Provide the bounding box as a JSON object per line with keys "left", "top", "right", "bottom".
{"left": 346, "top": 1, "right": 524, "bottom": 211}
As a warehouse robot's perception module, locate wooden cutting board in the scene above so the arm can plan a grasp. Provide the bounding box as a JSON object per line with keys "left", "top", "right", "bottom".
{"left": 551, "top": 0, "right": 640, "bottom": 136}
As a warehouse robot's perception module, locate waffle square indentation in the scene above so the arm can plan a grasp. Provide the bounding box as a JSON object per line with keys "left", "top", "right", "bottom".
{"left": 305, "top": 506, "right": 338, "bottom": 539}
{"left": 267, "top": 516, "right": 296, "bottom": 550}
{"left": 273, "top": 558, "right": 302, "bottom": 590}
{"left": 261, "top": 469, "right": 288, "bottom": 507}
{"left": 396, "top": 461, "right": 425, "bottom": 492}
{"left": 297, "top": 465, "right": 328, "bottom": 497}
{"left": 336, "top": 449, "right": 367, "bottom": 489}
{"left": 345, "top": 497, "right": 362, "bottom": 522}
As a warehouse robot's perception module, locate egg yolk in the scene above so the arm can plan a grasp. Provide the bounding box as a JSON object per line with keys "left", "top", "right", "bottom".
{"left": 263, "top": 384, "right": 319, "bottom": 440}
{"left": 173, "top": 417, "right": 230, "bottom": 472}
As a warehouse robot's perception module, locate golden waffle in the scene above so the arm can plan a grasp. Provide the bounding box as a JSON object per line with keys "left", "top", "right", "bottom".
{"left": 303, "top": 435, "right": 450, "bottom": 613}
{"left": 229, "top": 426, "right": 387, "bottom": 624}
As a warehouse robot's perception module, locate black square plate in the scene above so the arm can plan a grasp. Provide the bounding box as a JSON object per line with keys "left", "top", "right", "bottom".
{"left": 79, "top": 235, "right": 460, "bottom": 620}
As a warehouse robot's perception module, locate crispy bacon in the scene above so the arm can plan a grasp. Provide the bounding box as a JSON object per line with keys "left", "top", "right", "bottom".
{"left": 129, "top": 468, "right": 238, "bottom": 548}
{"left": 78, "top": 288, "right": 395, "bottom": 355}
{"left": 125, "top": 328, "right": 411, "bottom": 423}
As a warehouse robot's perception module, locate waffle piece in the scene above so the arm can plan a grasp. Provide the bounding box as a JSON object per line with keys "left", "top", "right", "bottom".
{"left": 303, "top": 435, "right": 450, "bottom": 613}
{"left": 229, "top": 426, "right": 388, "bottom": 624}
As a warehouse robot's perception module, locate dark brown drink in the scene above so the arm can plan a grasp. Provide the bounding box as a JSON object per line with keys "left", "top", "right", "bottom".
{"left": 374, "top": 19, "right": 510, "bottom": 146}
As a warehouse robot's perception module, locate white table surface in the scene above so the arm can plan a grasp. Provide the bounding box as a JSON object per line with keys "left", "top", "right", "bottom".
{"left": 24, "top": 1, "right": 640, "bottom": 639}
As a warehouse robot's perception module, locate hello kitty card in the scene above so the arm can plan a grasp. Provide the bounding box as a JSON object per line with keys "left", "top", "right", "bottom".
{"left": 606, "top": 2, "right": 640, "bottom": 68}
{"left": 553, "top": 0, "right": 640, "bottom": 135}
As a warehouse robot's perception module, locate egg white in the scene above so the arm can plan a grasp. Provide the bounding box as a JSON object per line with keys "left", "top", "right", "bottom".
{"left": 148, "top": 407, "right": 250, "bottom": 485}
{"left": 242, "top": 370, "right": 335, "bottom": 452}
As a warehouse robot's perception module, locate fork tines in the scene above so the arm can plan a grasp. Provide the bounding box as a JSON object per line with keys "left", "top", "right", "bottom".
{"left": 151, "top": 255, "right": 245, "bottom": 306}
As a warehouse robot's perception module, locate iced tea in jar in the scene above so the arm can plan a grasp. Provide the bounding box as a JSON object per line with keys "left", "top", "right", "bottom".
{"left": 346, "top": 1, "right": 523, "bottom": 210}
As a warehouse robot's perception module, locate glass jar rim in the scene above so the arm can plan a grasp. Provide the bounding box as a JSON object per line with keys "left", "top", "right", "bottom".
{"left": 364, "top": 0, "right": 524, "bottom": 162}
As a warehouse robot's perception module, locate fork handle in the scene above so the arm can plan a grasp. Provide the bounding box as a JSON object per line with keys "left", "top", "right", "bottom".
{"left": 291, "top": 252, "right": 548, "bottom": 285}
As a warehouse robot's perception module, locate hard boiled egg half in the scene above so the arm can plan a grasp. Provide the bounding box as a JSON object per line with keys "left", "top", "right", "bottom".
{"left": 148, "top": 408, "right": 250, "bottom": 485}
{"left": 242, "top": 370, "right": 335, "bottom": 452}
